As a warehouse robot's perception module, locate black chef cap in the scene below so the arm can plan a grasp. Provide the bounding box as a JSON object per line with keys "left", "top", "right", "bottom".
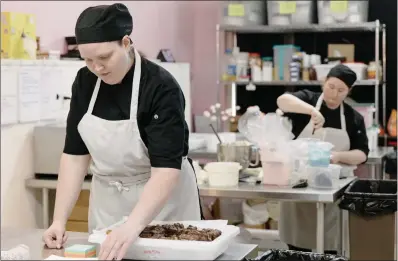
{"left": 75, "top": 3, "right": 132, "bottom": 44}
{"left": 326, "top": 64, "right": 357, "bottom": 88}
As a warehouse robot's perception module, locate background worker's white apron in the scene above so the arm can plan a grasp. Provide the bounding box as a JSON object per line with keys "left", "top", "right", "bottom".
{"left": 77, "top": 49, "right": 201, "bottom": 233}
{"left": 279, "top": 93, "right": 350, "bottom": 251}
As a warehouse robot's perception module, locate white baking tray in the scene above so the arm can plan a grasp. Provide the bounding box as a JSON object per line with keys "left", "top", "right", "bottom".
{"left": 88, "top": 218, "right": 240, "bottom": 260}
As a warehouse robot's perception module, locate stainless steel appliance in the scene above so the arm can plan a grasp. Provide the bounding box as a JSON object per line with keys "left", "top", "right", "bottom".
{"left": 33, "top": 122, "right": 92, "bottom": 175}
{"left": 217, "top": 142, "right": 259, "bottom": 170}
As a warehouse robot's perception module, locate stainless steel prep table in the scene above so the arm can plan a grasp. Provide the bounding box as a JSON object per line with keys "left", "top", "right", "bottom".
{"left": 189, "top": 147, "right": 395, "bottom": 178}
{"left": 1, "top": 227, "right": 258, "bottom": 260}
{"left": 25, "top": 176, "right": 356, "bottom": 254}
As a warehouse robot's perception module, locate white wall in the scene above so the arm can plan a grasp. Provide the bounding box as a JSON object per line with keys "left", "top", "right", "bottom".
{"left": 1, "top": 124, "right": 43, "bottom": 228}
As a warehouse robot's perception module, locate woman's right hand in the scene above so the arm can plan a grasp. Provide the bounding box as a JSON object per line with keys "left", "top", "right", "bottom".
{"left": 310, "top": 108, "right": 325, "bottom": 129}
{"left": 42, "top": 221, "right": 68, "bottom": 249}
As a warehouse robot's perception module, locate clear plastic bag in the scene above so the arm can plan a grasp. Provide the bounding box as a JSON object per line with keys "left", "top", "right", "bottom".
{"left": 238, "top": 107, "right": 294, "bottom": 148}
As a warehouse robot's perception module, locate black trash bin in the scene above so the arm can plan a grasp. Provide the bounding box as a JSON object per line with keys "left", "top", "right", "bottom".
{"left": 384, "top": 150, "right": 397, "bottom": 179}
{"left": 246, "top": 249, "right": 347, "bottom": 261}
{"left": 339, "top": 179, "right": 397, "bottom": 260}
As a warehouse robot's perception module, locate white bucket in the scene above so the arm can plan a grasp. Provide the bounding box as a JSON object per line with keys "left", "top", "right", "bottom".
{"left": 205, "top": 162, "right": 242, "bottom": 187}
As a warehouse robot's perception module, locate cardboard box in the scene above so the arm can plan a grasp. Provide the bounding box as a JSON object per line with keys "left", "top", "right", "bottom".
{"left": 328, "top": 44, "right": 354, "bottom": 62}
{"left": 1, "top": 12, "right": 36, "bottom": 59}
{"left": 349, "top": 212, "right": 396, "bottom": 260}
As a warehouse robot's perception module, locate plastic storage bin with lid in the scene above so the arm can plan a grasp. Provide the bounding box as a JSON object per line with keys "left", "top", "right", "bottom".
{"left": 313, "top": 62, "right": 368, "bottom": 81}
{"left": 204, "top": 162, "right": 242, "bottom": 187}
{"left": 222, "top": 1, "right": 265, "bottom": 26}
{"left": 267, "top": 1, "right": 314, "bottom": 26}
{"left": 308, "top": 164, "right": 342, "bottom": 189}
{"left": 318, "top": 0, "right": 369, "bottom": 24}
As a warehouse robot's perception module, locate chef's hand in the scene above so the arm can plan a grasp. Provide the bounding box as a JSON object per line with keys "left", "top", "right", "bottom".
{"left": 310, "top": 108, "right": 325, "bottom": 129}
{"left": 330, "top": 151, "right": 341, "bottom": 164}
{"left": 42, "top": 221, "right": 68, "bottom": 249}
{"left": 99, "top": 222, "right": 138, "bottom": 260}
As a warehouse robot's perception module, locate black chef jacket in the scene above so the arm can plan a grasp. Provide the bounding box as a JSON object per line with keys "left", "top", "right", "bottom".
{"left": 284, "top": 90, "right": 370, "bottom": 157}
{"left": 63, "top": 58, "right": 189, "bottom": 170}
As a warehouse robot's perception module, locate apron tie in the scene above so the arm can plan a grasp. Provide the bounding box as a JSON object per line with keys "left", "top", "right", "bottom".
{"left": 109, "top": 181, "right": 130, "bottom": 192}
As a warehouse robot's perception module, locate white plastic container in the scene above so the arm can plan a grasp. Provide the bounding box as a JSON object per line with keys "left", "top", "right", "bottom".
{"left": 267, "top": 1, "right": 314, "bottom": 25}
{"left": 88, "top": 219, "right": 240, "bottom": 260}
{"left": 313, "top": 64, "right": 335, "bottom": 81}
{"left": 205, "top": 162, "right": 242, "bottom": 187}
{"left": 351, "top": 103, "right": 375, "bottom": 129}
{"left": 260, "top": 149, "right": 292, "bottom": 186}
{"left": 262, "top": 58, "right": 273, "bottom": 81}
{"left": 308, "top": 164, "right": 342, "bottom": 190}
{"left": 318, "top": 1, "right": 369, "bottom": 24}
{"left": 314, "top": 63, "right": 368, "bottom": 82}
{"left": 251, "top": 64, "right": 262, "bottom": 82}
{"left": 237, "top": 52, "right": 249, "bottom": 81}
{"left": 344, "top": 63, "right": 368, "bottom": 80}
{"left": 222, "top": 1, "right": 265, "bottom": 26}
{"left": 339, "top": 164, "right": 357, "bottom": 178}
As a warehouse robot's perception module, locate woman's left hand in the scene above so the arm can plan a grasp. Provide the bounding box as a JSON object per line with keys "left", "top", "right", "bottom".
{"left": 99, "top": 222, "right": 138, "bottom": 260}
{"left": 330, "top": 151, "right": 341, "bottom": 164}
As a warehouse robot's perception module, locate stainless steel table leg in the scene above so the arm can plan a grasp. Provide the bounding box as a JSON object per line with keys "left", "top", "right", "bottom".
{"left": 342, "top": 210, "right": 350, "bottom": 258}
{"left": 316, "top": 202, "right": 325, "bottom": 253}
{"left": 370, "top": 164, "right": 376, "bottom": 179}
{"left": 42, "top": 188, "right": 49, "bottom": 228}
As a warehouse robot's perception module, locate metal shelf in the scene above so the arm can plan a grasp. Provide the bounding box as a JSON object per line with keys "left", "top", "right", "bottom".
{"left": 224, "top": 80, "right": 379, "bottom": 87}
{"left": 215, "top": 20, "right": 387, "bottom": 133}
{"left": 218, "top": 21, "right": 381, "bottom": 34}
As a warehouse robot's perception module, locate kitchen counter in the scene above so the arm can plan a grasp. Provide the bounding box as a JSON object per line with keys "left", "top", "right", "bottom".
{"left": 26, "top": 176, "right": 355, "bottom": 254}
{"left": 1, "top": 227, "right": 258, "bottom": 260}
{"left": 199, "top": 177, "right": 356, "bottom": 202}
{"left": 189, "top": 146, "right": 394, "bottom": 165}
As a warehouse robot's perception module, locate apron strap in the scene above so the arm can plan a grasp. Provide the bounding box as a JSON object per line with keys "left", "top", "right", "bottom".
{"left": 130, "top": 48, "right": 142, "bottom": 120}
{"left": 340, "top": 103, "right": 346, "bottom": 131}
{"left": 87, "top": 49, "right": 142, "bottom": 119}
{"left": 87, "top": 78, "right": 102, "bottom": 114}
{"left": 315, "top": 93, "right": 347, "bottom": 131}
{"left": 187, "top": 157, "right": 205, "bottom": 220}
{"left": 315, "top": 93, "right": 324, "bottom": 110}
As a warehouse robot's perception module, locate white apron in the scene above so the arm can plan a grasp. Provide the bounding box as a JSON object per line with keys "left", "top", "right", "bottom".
{"left": 77, "top": 48, "right": 201, "bottom": 233}
{"left": 279, "top": 93, "right": 350, "bottom": 251}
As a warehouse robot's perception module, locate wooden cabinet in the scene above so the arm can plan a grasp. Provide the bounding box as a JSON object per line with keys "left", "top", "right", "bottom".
{"left": 66, "top": 191, "right": 90, "bottom": 232}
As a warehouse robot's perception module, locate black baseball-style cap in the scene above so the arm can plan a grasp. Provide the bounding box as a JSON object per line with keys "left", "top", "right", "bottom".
{"left": 326, "top": 64, "right": 357, "bottom": 88}
{"left": 75, "top": 3, "right": 133, "bottom": 44}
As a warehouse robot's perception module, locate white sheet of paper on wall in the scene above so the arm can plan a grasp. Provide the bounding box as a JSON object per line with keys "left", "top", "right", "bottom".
{"left": 40, "top": 66, "right": 62, "bottom": 121}
{"left": 1, "top": 66, "right": 19, "bottom": 125}
{"left": 18, "top": 66, "right": 41, "bottom": 123}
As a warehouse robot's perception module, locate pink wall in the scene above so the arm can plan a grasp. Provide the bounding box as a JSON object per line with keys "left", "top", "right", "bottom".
{"left": 1, "top": 1, "right": 222, "bottom": 117}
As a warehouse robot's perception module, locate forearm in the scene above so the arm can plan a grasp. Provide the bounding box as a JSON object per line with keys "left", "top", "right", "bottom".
{"left": 53, "top": 153, "right": 90, "bottom": 225}
{"left": 126, "top": 167, "right": 179, "bottom": 236}
{"left": 335, "top": 150, "right": 367, "bottom": 165}
{"left": 277, "top": 94, "right": 314, "bottom": 115}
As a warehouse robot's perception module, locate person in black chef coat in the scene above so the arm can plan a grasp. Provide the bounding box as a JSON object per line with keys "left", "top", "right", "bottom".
{"left": 276, "top": 64, "right": 369, "bottom": 253}
{"left": 42, "top": 3, "right": 202, "bottom": 260}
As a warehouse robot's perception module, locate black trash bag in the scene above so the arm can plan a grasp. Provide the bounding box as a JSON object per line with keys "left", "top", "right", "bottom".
{"left": 246, "top": 249, "right": 347, "bottom": 261}
{"left": 339, "top": 179, "right": 397, "bottom": 217}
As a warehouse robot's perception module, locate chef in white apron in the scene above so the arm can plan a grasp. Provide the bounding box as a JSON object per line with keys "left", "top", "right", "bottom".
{"left": 276, "top": 64, "right": 369, "bottom": 253}
{"left": 43, "top": 4, "right": 202, "bottom": 260}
